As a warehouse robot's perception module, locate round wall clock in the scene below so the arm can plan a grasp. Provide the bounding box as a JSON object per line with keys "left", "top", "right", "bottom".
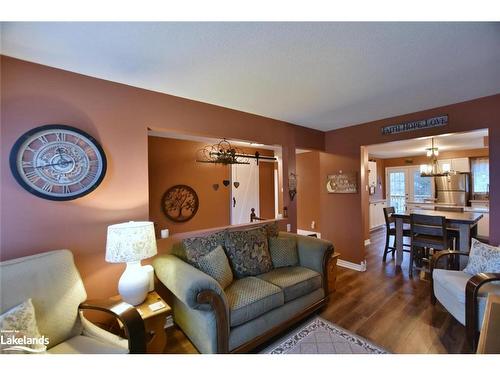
{"left": 162, "top": 185, "right": 199, "bottom": 222}
{"left": 9, "top": 124, "right": 107, "bottom": 201}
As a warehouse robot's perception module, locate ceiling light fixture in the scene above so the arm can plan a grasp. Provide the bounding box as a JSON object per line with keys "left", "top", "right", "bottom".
{"left": 420, "top": 138, "right": 448, "bottom": 177}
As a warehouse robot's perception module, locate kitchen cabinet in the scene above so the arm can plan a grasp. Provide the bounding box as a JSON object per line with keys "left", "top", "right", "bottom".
{"left": 369, "top": 200, "right": 387, "bottom": 230}
{"left": 438, "top": 158, "right": 470, "bottom": 173}
{"left": 470, "top": 201, "right": 489, "bottom": 210}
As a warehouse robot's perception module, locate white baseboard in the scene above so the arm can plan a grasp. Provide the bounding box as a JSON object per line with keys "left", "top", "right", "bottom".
{"left": 364, "top": 239, "right": 371, "bottom": 246}
{"left": 337, "top": 259, "right": 367, "bottom": 272}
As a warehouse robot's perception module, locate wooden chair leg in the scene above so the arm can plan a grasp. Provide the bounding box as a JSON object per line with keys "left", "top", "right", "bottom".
{"left": 409, "top": 246, "right": 414, "bottom": 277}
{"left": 383, "top": 233, "right": 390, "bottom": 262}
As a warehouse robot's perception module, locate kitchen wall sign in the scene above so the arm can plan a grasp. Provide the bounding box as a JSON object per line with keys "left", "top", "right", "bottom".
{"left": 381, "top": 115, "right": 448, "bottom": 135}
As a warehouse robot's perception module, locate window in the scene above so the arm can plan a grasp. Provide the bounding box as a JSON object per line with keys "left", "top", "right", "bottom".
{"left": 471, "top": 157, "right": 489, "bottom": 194}
{"left": 412, "top": 169, "right": 433, "bottom": 201}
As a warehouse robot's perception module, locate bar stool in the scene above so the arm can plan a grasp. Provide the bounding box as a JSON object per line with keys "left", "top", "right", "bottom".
{"left": 382, "top": 207, "right": 411, "bottom": 262}
{"left": 409, "top": 213, "right": 454, "bottom": 277}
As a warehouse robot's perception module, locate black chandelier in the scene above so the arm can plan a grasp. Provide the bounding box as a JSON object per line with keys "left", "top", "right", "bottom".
{"left": 196, "top": 138, "right": 276, "bottom": 165}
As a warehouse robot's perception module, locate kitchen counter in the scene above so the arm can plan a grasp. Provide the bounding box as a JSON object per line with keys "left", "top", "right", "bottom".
{"left": 469, "top": 199, "right": 489, "bottom": 203}
{"left": 369, "top": 199, "right": 387, "bottom": 204}
{"left": 406, "top": 201, "right": 489, "bottom": 213}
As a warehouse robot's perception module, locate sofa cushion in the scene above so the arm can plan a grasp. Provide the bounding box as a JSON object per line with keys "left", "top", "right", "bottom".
{"left": 47, "top": 335, "right": 128, "bottom": 354}
{"left": 182, "top": 231, "right": 227, "bottom": 266}
{"left": 225, "top": 277, "right": 284, "bottom": 327}
{"left": 258, "top": 266, "right": 322, "bottom": 302}
{"left": 464, "top": 238, "right": 500, "bottom": 275}
{"left": 224, "top": 227, "right": 273, "bottom": 278}
{"left": 269, "top": 236, "right": 299, "bottom": 268}
{"left": 196, "top": 245, "right": 234, "bottom": 289}
{"left": 433, "top": 269, "right": 500, "bottom": 326}
{"left": 433, "top": 269, "right": 500, "bottom": 304}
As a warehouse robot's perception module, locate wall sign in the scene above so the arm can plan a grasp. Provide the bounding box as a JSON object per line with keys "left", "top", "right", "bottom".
{"left": 326, "top": 171, "right": 357, "bottom": 194}
{"left": 381, "top": 115, "right": 448, "bottom": 135}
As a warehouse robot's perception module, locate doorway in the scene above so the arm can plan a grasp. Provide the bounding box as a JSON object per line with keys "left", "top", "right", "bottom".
{"left": 386, "top": 166, "right": 434, "bottom": 213}
{"left": 230, "top": 161, "right": 260, "bottom": 225}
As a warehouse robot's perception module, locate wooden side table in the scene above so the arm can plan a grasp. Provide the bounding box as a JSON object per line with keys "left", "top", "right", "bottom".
{"left": 327, "top": 252, "right": 341, "bottom": 294}
{"left": 112, "top": 291, "right": 172, "bottom": 353}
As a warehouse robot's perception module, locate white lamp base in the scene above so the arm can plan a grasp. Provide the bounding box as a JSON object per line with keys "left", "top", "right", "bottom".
{"left": 118, "top": 261, "right": 149, "bottom": 305}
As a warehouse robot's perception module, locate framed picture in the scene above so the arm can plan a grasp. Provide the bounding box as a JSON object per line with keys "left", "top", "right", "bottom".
{"left": 326, "top": 172, "right": 358, "bottom": 193}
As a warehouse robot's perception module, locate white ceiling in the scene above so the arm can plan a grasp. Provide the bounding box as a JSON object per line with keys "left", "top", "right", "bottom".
{"left": 366, "top": 129, "right": 488, "bottom": 159}
{"left": 1, "top": 22, "right": 499, "bottom": 131}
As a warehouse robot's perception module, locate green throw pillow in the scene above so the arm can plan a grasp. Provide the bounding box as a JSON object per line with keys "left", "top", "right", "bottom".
{"left": 269, "top": 236, "right": 299, "bottom": 268}
{"left": 196, "top": 245, "right": 234, "bottom": 289}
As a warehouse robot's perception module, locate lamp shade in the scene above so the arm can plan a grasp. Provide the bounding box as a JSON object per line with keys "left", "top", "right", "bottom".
{"left": 105, "top": 221, "right": 157, "bottom": 263}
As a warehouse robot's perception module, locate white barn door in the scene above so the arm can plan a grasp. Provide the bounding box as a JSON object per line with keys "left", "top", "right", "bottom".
{"left": 230, "top": 161, "right": 260, "bottom": 225}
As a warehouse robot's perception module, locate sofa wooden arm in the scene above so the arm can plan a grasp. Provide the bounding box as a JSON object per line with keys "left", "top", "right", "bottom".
{"left": 197, "top": 290, "right": 230, "bottom": 353}
{"left": 431, "top": 250, "right": 470, "bottom": 271}
{"left": 465, "top": 273, "right": 500, "bottom": 351}
{"left": 79, "top": 299, "right": 146, "bottom": 354}
{"left": 430, "top": 251, "right": 470, "bottom": 304}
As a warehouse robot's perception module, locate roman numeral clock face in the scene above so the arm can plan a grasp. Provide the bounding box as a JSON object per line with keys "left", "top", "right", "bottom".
{"left": 9, "top": 125, "right": 107, "bottom": 201}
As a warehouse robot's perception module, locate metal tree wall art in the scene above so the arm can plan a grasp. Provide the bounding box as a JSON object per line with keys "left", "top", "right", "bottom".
{"left": 161, "top": 185, "right": 199, "bottom": 222}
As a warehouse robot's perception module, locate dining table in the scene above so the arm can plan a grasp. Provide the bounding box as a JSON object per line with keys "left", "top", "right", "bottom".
{"left": 391, "top": 209, "right": 483, "bottom": 267}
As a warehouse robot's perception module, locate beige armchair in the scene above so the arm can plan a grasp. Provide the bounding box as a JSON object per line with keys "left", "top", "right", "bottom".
{"left": 431, "top": 250, "right": 500, "bottom": 350}
{"left": 0, "top": 249, "right": 146, "bottom": 354}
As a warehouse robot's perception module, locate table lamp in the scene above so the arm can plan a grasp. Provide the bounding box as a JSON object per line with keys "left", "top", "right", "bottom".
{"left": 105, "top": 221, "right": 158, "bottom": 305}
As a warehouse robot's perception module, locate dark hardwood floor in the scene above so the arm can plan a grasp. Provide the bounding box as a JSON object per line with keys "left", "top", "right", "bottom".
{"left": 164, "top": 228, "right": 470, "bottom": 354}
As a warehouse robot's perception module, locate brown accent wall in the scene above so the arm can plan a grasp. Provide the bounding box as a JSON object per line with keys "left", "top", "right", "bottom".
{"left": 325, "top": 94, "right": 500, "bottom": 264}
{"left": 259, "top": 161, "right": 276, "bottom": 220}
{"left": 296, "top": 152, "right": 321, "bottom": 232}
{"left": 148, "top": 136, "right": 276, "bottom": 234}
{"left": 148, "top": 137, "right": 230, "bottom": 235}
{"left": 0, "top": 56, "right": 323, "bottom": 299}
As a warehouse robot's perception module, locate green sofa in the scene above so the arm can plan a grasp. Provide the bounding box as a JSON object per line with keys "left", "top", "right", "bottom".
{"left": 153, "top": 229, "right": 334, "bottom": 354}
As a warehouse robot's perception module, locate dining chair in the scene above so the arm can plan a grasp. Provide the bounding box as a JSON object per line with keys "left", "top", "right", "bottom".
{"left": 434, "top": 206, "right": 462, "bottom": 250}
{"left": 382, "top": 207, "right": 411, "bottom": 262}
{"left": 409, "top": 213, "right": 453, "bottom": 277}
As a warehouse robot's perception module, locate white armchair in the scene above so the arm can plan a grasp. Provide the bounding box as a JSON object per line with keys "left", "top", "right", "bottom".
{"left": 431, "top": 250, "right": 500, "bottom": 350}
{"left": 0, "top": 249, "right": 146, "bottom": 354}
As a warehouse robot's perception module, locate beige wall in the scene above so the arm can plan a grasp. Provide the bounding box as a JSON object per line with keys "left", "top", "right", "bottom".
{"left": 0, "top": 56, "right": 323, "bottom": 299}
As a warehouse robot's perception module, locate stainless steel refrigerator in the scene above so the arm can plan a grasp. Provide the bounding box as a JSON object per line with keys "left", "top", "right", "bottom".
{"left": 435, "top": 173, "right": 470, "bottom": 206}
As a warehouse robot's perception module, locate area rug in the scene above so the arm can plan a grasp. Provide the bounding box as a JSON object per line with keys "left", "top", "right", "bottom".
{"left": 261, "top": 316, "right": 388, "bottom": 354}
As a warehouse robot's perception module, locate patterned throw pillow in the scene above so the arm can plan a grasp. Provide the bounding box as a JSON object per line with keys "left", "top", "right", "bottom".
{"left": 224, "top": 227, "right": 273, "bottom": 278}
{"left": 0, "top": 299, "right": 47, "bottom": 354}
{"left": 182, "top": 231, "right": 227, "bottom": 266}
{"left": 269, "top": 236, "right": 299, "bottom": 268}
{"left": 263, "top": 221, "right": 280, "bottom": 238}
{"left": 196, "top": 245, "right": 234, "bottom": 289}
{"left": 464, "top": 238, "right": 500, "bottom": 275}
